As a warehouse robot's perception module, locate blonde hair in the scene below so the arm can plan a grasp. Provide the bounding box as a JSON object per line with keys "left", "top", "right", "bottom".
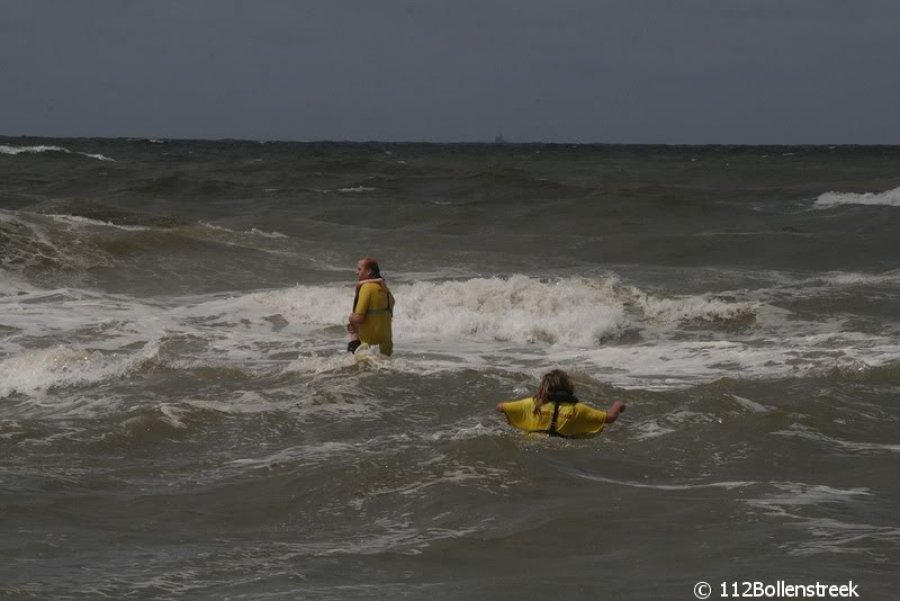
{"left": 533, "top": 369, "right": 575, "bottom": 415}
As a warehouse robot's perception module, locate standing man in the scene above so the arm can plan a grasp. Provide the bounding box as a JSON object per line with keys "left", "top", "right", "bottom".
{"left": 347, "top": 257, "right": 394, "bottom": 356}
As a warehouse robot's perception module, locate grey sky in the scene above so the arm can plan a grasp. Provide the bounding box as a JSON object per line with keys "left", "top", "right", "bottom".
{"left": 3, "top": 0, "right": 899, "bottom": 143}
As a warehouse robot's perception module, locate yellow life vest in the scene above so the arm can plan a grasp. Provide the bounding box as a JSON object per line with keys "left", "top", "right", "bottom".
{"left": 353, "top": 280, "right": 394, "bottom": 356}
{"left": 499, "top": 395, "right": 608, "bottom": 437}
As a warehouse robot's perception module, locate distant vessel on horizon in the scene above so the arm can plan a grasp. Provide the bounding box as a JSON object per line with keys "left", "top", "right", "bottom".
{"left": 493, "top": 130, "right": 506, "bottom": 144}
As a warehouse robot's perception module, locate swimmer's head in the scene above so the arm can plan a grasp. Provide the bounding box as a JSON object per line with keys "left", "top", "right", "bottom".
{"left": 356, "top": 257, "right": 381, "bottom": 280}
{"left": 534, "top": 369, "right": 575, "bottom": 414}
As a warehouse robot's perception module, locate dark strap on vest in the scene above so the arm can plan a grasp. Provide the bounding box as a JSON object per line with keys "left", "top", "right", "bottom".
{"left": 546, "top": 391, "right": 578, "bottom": 437}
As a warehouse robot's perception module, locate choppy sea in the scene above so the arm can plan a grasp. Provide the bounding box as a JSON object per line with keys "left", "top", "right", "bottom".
{"left": 1, "top": 138, "right": 899, "bottom": 600}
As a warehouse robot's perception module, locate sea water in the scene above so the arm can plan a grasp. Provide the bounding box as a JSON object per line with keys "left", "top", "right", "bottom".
{"left": 1, "top": 139, "right": 898, "bottom": 599}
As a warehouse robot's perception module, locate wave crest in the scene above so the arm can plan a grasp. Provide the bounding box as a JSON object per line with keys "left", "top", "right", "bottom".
{"left": 390, "top": 275, "right": 760, "bottom": 346}
{"left": 0, "top": 144, "right": 115, "bottom": 162}
{"left": 815, "top": 186, "right": 900, "bottom": 208}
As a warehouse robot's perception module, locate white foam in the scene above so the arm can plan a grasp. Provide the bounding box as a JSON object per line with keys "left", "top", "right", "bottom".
{"left": 80, "top": 152, "right": 116, "bottom": 162}
{"left": 773, "top": 425, "right": 900, "bottom": 454}
{"left": 360, "top": 459, "right": 512, "bottom": 501}
{"left": 248, "top": 228, "right": 287, "bottom": 239}
{"left": 198, "top": 222, "right": 288, "bottom": 238}
{"left": 158, "top": 403, "right": 188, "bottom": 429}
{"left": 396, "top": 275, "right": 627, "bottom": 346}
{"left": 192, "top": 222, "right": 293, "bottom": 248}
{"left": 336, "top": 186, "right": 377, "bottom": 193}
{"left": 814, "top": 185, "right": 900, "bottom": 208}
{"left": 547, "top": 330, "right": 900, "bottom": 390}
{"left": 741, "top": 483, "right": 899, "bottom": 557}
{"left": 0, "top": 342, "right": 158, "bottom": 400}
{"left": 0, "top": 144, "right": 115, "bottom": 162}
{"left": 228, "top": 441, "right": 360, "bottom": 470}
{"left": 424, "top": 421, "right": 498, "bottom": 441}
{"left": 730, "top": 394, "right": 770, "bottom": 413}
{"left": 184, "top": 391, "right": 283, "bottom": 415}
{"left": 813, "top": 270, "right": 900, "bottom": 287}
{"left": 0, "top": 144, "right": 69, "bottom": 156}
{"left": 3, "top": 275, "right": 899, "bottom": 398}
{"left": 47, "top": 213, "right": 150, "bottom": 231}
{"left": 283, "top": 344, "right": 397, "bottom": 375}
{"left": 574, "top": 473, "right": 754, "bottom": 491}
{"left": 628, "top": 287, "right": 760, "bottom": 326}
{"left": 630, "top": 421, "right": 677, "bottom": 440}
{"left": 0, "top": 270, "right": 40, "bottom": 297}
{"left": 746, "top": 482, "right": 871, "bottom": 509}
{"left": 737, "top": 269, "right": 900, "bottom": 309}
{"left": 787, "top": 518, "right": 900, "bottom": 557}
{"left": 168, "top": 276, "right": 632, "bottom": 349}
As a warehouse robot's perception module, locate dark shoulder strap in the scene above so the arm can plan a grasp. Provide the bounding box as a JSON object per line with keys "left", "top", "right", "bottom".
{"left": 547, "top": 392, "right": 578, "bottom": 437}
{"left": 549, "top": 401, "right": 562, "bottom": 436}
{"left": 524, "top": 393, "right": 579, "bottom": 437}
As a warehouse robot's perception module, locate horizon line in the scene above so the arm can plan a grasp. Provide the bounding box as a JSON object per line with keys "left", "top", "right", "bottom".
{"left": 3, "top": 134, "right": 900, "bottom": 148}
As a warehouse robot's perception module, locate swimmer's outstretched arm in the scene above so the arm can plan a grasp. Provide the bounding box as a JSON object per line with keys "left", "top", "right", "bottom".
{"left": 604, "top": 401, "right": 626, "bottom": 424}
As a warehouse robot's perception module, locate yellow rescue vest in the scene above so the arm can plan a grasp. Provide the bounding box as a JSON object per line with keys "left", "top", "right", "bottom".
{"left": 353, "top": 280, "right": 394, "bottom": 355}
{"left": 499, "top": 395, "right": 608, "bottom": 437}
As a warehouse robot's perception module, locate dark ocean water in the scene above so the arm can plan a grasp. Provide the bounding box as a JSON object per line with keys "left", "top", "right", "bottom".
{"left": 1, "top": 138, "right": 899, "bottom": 600}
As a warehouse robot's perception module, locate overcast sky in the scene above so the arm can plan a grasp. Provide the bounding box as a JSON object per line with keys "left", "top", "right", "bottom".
{"left": 3, "top": 1, "right": 899, "bottom": 144}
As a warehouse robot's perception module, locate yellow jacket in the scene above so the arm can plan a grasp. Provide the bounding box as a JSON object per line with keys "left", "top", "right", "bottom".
{"left": 353, "top": 280, "right": 394, "bottom": 355}
{"left": 499, "top": 396, "right": 608, "bottom": 437}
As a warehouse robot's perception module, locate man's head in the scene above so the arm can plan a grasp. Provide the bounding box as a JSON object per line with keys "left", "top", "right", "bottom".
{"left": 356, "top": 257, "right": 381, "bottom": 281}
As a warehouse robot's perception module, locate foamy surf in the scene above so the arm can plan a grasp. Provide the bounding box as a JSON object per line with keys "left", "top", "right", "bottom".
{"left": 814, "top": 185, "right": 900, "bottom": 208}
{"left": 0, "top": 144, "right": 115, "bottom": 162}
{"left": 3, "top": 275, "right": 899, "bottom": 395}
{"left": 0, "top": 341, "right": 159, "bottom": 407}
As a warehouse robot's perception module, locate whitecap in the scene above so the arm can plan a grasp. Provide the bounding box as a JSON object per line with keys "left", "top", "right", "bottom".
{"left": 814, "top": 185, "right": 900, "bottom": 208}
{"left": 730, "top": 393, "right": 770, "bottom": 413}
{"left": 0, "top": 144, "right": 115, "bottom": 161}
{"left": 0, "top": 144, "right": 70, "bottom": 156}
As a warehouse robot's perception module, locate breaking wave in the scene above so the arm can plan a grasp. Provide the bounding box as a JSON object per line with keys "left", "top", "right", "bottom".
{"left": 814, "top": 185, "right": 900, "bottom": 208}
{"left": 0, "top": 144, "right": 115, "bottom": 162}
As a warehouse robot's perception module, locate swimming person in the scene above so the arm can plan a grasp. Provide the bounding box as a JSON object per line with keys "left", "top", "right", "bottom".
{"left": 495, "top": 369, "right": 625, "bottom": 437}
{"left": 347, "top": 257, "right": 394, "bottom": 356}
